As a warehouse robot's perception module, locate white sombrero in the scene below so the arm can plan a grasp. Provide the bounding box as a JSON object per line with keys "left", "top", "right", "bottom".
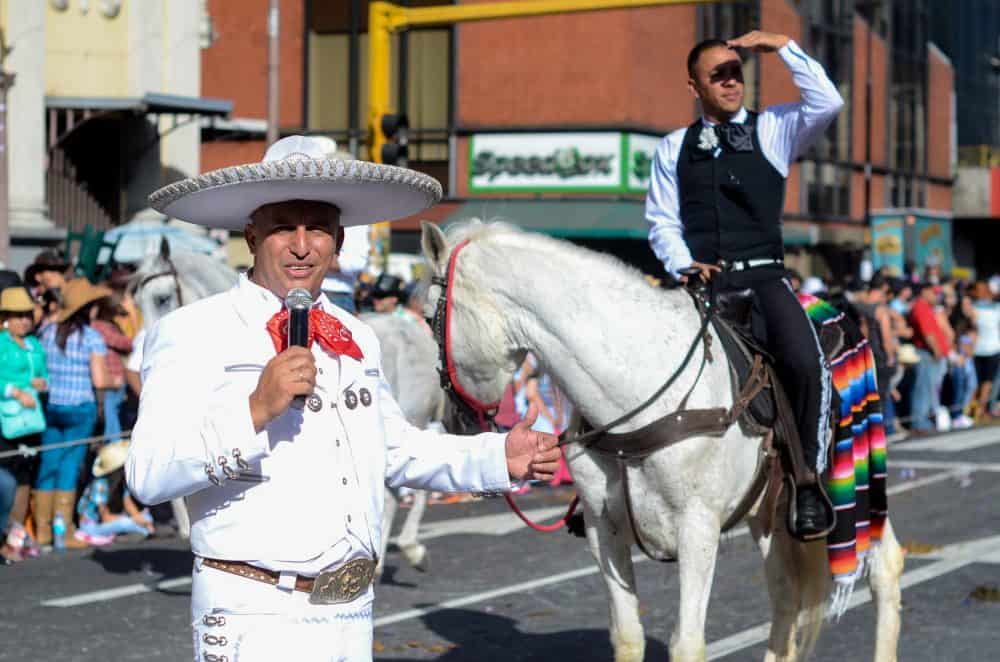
{"left": 148, "top": 135, "right": 442, "bottom": 229}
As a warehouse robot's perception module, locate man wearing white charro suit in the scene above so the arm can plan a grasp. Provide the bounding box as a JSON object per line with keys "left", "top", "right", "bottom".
{"left": 126, "top": 136, "right": 561, "bottom": 661}
{"left": 645, "top": 31, "right": 844, "bottom": 539}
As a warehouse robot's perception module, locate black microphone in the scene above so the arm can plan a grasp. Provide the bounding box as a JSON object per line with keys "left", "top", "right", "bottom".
{"left": 285, "top": 288, "right": 312, "bottom": 348}
{"left": 285, "top": 288, "right": 313, "bottom": 409}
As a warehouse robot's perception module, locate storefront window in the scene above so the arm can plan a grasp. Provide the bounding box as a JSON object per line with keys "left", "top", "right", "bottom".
{"left": 306, "top": 0, "right": 450, "bottom": 164}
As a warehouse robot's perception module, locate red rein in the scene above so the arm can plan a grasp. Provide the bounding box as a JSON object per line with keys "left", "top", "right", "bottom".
{"left": 443, "top": 239, "right": 580, "bottom": 533}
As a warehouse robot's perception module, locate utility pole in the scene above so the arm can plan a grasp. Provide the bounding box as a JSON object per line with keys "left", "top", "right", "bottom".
{"left": 266, "top": 0, "right": 280, "bottom": 146}
{"left": 0, "top": 29, "right": 14, "bottom": 266}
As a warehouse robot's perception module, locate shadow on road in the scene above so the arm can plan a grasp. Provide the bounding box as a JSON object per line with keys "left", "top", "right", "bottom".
{"left": 376, "top": 608, "right": 668, "bottom": 660}
{"left": 86, "top": 546, "right": 193, "bottom": 580}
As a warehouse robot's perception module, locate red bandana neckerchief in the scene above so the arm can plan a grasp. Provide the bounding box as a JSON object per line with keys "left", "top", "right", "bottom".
{"left": 266, "top": 307, "right": 364, "bottom": 360}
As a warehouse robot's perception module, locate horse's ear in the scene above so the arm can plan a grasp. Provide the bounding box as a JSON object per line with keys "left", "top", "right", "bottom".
{"left": 159, "top": 236, "right": 171, "bottom": 260}
{"left": 420, "top": 221, "right": 449, "bottom": 270}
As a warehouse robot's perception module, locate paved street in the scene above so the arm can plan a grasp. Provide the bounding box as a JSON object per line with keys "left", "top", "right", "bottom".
{"left": 2, "top": 426, "right": 999, "bottom": 662}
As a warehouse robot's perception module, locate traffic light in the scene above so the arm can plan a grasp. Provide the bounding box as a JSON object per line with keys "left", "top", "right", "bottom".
{"left": 373, "top": 113, "right": 409, "bottom": 166}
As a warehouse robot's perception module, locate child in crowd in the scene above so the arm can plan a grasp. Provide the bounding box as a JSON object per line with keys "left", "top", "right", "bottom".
{"left": 75, "top": 441, "right": 154, "bottom": 546}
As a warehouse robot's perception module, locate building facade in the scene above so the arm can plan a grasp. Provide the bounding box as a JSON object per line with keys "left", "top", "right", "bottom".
{"left": 0, "top": 0, "right": 226, "bottom": 272}
{"left": 249, "top": 0, "right": 953, "bottom": 280}
{"left": 930, "top": 0, "right": 1000, "bottom": 278}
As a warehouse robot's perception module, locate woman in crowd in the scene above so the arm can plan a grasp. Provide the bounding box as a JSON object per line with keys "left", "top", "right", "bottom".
{"left": 968, "top": 280, "right": 1000, "bottom": 422}
{"left": 0, "top": 286, "right": 49, "bottom": 560}
{"left": 35, "top": 278, "right": 110, "bottom": 548}
{"left": 90, "top": 295, "right": 133, "bottom": 442}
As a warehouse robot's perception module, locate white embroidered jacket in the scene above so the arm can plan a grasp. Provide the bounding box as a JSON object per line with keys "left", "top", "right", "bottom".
{"left": 126, "top": 275, "right": 511, "bottom": 563}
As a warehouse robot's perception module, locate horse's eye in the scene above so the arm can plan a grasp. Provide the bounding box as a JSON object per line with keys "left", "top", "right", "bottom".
{"left": 155, "top": 295, "right": 172, "bottom": 308}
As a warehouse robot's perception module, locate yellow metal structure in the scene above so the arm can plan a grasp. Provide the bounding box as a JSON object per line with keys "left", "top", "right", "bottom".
{"left": 367, "top": 0, "right": 723, "bottom": 163}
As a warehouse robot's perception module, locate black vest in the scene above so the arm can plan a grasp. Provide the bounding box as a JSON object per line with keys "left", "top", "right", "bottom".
{"left": 676, "top": 112, "right": 785, "bottom": 265}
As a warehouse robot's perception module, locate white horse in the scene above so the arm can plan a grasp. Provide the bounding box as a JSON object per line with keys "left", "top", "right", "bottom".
{"left": 420, "top": 220, "right": 904, "bottom": 662}
{"left": 362, "top": 312, "right": 444, "bottom": 576}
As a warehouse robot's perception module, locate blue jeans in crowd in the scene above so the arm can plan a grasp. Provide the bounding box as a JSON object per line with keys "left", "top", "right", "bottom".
{"left": 949, "top": 360, "right": 978, "bottom": 418}
{"left": 0, "top": 466, "right": 16, "bottom": 532}
{"left": 35, "top": 402, "right": 98, "bottom": 491}
{"left": 80, "top": 511, "right": 152, "bottom": 539}
{"left": 910, "top": 350, "right": 947, "bottom": 431}
{"left": 102, "top": 386, "right": 126, "bottom": 441}
{"left": 882, "top": 394, "right": 896, "bottom": 435}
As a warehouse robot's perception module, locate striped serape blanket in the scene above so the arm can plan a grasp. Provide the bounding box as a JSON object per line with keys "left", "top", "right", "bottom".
{"left": 799, "top": 294, "right": 889, "bottom": 617}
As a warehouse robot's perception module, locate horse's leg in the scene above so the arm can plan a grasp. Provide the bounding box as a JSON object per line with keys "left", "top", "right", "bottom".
{"left": 669, "top": 505, "right": 722, "bottom": 662}
{"left": 754, "top": 522, "right": 830, "bottom": 661}
{"left": 582, "top": 500, "right": 645, "bottom": 662}
{"left": 398, "top": 490, "right": 429, "bottom": 571}
{"left": 868, "top": 517, "right": 904, "bottom": 662}
{"left": 376, "top": 486, "right": 398, "bottom": 579}
{"left": 748, "top": 513, "right": 802, "bottom": 662}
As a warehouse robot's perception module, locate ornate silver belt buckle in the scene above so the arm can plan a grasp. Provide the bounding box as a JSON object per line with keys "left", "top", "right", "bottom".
{"left": 308, "top": 557, "right": 376, "bottom": 605}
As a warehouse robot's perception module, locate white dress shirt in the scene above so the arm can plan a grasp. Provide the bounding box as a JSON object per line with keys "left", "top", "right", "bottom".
{"left": 126, "top": 274, "right": 511, "bottom": 580}
{"left": 645, "top": 40, "right": 844, "bottom": 277}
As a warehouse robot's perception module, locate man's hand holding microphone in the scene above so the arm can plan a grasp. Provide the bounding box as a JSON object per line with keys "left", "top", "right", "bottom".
{"left": 250, "top": 288, "right": 316, "bottom": 433}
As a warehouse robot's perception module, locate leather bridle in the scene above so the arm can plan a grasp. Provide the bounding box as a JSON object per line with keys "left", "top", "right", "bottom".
{"left": 428, "top": 239, "right": 501, "bottom": 433}
{"left": 136, "top": 253, "right": 185, "bottom": 307}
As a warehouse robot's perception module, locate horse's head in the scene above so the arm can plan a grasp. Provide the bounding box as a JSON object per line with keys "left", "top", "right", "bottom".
{"left": 421, "top": 221, "right": 521, "bottom": 416}
{"left": 131, "top": 240, "right": 238, "bottom": 328}
{"left": 131, "top": 250, "right": 184, "bottom": 328}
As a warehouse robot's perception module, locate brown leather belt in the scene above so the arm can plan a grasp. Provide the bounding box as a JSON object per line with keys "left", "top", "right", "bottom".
{"left": 201, "top": 557, "right": 376, "bottom": 605}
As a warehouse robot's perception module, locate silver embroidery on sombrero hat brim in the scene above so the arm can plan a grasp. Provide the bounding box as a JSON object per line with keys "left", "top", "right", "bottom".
{"left": 149, "top": 157, "right": 442, "bottom": 230}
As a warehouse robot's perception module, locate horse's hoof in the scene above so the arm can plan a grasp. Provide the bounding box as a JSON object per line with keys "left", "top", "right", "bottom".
{"left": 402, "top": 544, "right": 429, "bottom": 572}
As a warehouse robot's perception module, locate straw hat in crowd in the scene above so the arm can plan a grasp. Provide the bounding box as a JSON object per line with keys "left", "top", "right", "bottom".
{"left": 56, "top": 278, "right": 111, "bottom": 324}
{"left": 0, "top": 287, "right": 35, "bottom": 314}
{"left": 92, "top": 440, "right": 130, "bottom": 478}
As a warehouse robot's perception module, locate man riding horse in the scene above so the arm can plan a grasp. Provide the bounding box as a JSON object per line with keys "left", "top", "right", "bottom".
{"left": 645, "top": 30, "right": 844, "bottom": 539}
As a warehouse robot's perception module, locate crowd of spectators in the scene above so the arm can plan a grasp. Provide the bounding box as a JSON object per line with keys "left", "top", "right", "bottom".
{"left": 4, "top": 241, "right": 994, "bottom": 565}
{"left": 1, "top": 251, "right": 149, "bottom": 565}
{"left": 792, "top": 264, "right": 1000, "bottom": 439}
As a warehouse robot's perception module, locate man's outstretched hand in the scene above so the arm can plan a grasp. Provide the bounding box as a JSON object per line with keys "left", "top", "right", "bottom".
{"left": 727, "top": 30, "right": 790, "bottom": 54}
{"left": 505, "top": 403, "right": 561, "bottom": 482}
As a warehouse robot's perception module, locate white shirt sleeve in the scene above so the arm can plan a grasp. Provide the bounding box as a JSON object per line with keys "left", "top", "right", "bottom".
{"left": 126, "top": 317, "right": 269, "bottom": 505}
{"left": 645, "top": 129, "right": 694, "bottom": 278}
{"left": 756, "top": 39, "right": 845, "bottom": 176}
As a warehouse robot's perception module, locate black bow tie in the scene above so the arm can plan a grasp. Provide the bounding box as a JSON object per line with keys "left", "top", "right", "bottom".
{"left": 715, "top": 122, "right": 754, "bottom": 153}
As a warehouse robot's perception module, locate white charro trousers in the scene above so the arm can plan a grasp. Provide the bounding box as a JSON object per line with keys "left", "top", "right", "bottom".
{"left": 191, "top": 562, "right": 375, "bottom": 662}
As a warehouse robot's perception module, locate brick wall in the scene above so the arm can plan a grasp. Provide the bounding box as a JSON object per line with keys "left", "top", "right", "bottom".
{"left": 456, "top": 1, "right": 695, "bottom": 130}
{"left": 927, "top": 182, "right": 952, "bottom": 211}
{"left": 927, "top": 44, "right": 954, "bottom": 183}
{"left": 850, "top": 15, "right": 888, "bottom": 220}
{"left": 201, "top": 140, "right": 269, "bottom": 173}
{"left": 201, "top": 0, "right": 304, "bottom": 172}
{"left": 758, "top": 0, "right": 802, "bottom": 109}
{"left": 759, "top": 0, "right": 803, "bottom": 215}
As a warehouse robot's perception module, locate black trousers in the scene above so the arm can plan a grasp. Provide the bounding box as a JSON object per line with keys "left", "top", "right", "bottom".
{"left": 715, "top": 266, "right": 830, "bottom": 475}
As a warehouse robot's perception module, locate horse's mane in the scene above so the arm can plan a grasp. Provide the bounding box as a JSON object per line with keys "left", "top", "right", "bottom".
{"left": 445, "top": 218, "right": 656, "bottom": 293}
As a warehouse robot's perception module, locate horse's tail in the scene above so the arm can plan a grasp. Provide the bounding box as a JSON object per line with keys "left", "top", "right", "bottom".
{"left": 795, "top": 540, "right": 830, "bottom": 661}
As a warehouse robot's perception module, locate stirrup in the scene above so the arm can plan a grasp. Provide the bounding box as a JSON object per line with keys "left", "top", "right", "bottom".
{"left": 785, "top": 479, "right": 836, "bottom": 542}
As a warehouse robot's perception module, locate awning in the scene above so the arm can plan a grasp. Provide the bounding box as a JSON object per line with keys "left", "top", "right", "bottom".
{"left": 46, "top": 92, "right": 233, "bottom": 117}
{"left": 442, "top": 199, "right": 649, "bottom": 239}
